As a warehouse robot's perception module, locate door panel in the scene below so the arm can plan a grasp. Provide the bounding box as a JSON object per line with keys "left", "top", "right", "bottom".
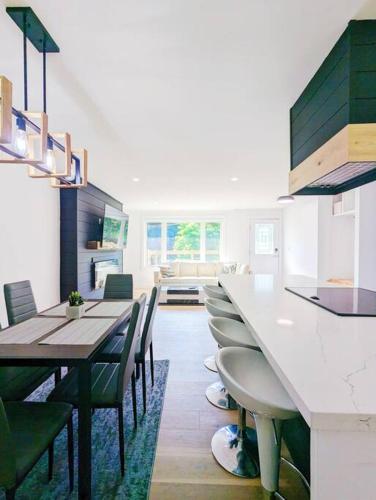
{"left": 250, "top": 219, "right": 281, "bottom": 275}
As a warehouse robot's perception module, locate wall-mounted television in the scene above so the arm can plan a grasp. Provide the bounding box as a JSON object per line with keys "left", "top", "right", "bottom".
{"left": 101, "top": 205, "right": 129, "bottom": 249}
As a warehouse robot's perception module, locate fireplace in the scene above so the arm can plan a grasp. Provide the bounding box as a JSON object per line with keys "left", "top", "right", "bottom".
{"left": 94, "top": 259, "right": 121, "bottom": 290}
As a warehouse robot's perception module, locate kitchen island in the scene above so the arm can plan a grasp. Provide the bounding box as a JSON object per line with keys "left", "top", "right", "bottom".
{"left": 219, "top": 273, "right": 376, "bottom": 500}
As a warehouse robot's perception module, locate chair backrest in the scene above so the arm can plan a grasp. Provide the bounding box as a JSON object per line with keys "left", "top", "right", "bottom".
{"left": 104, "top": 274, "right": 133, "bottom": 300}
{"left": 116, "top": 293, "right": 147, "bottom": 401}
{"left": 4, "top": 280, "right": 37, "bottom": 326}
{"left": 0, "top": 398, "right": 16, "bottom": 490}
{"left": 139, "top": 286, "right": 160, "bottom": 359}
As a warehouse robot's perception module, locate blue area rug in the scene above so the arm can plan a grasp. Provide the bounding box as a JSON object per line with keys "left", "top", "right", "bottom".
{"left": 2, "top": 360, "right": 169, "bottom": 500}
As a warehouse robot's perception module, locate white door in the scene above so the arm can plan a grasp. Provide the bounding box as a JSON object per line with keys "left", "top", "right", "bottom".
{"left": 250, "top": 219, "right": 281, "bottom": 275}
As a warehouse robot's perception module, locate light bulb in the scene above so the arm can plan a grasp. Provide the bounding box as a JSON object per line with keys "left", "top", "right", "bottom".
{"left": 15, "top": 117, "right": 28, "bottom": 157}
{"left": 46, "top": 137, "right": 56, "bottom": 172}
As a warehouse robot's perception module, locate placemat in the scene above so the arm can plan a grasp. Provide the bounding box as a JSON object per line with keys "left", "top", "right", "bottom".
{"left": 0, "top": 317, "right": 67, "bottom": 344}
{"left": 40, "top": 318, "right": 116, "bottom": 345}
{"left": 85, "top": 301, "right": 132, "bottom": 317}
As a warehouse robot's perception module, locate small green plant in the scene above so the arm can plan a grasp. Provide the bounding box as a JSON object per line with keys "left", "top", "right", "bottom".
{"left": 68, "top": 291, "right": 84, "bottom": 307}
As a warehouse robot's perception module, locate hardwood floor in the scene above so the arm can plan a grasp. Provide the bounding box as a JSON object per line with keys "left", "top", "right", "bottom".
{"left": 149, "top": 305, "right": 309, "bottom": 500}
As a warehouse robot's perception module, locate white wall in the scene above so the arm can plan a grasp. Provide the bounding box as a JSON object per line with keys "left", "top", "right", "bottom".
{"left": 124, "top": 208, "right": 282, "bottom": 288}
{"left": 283, "top": 197, "right": 319, "bottom": 278}
{"left": 0, "top": 166, "right": 60, "bottom": 327}
{"left": 283, "top": 195, "right": 355, "bottom": 281}
{"left": 354, "top": 182, "right": 376, "bottom": 291}
{"left": 317, "top": 196, "right": 355, "bottom": 281}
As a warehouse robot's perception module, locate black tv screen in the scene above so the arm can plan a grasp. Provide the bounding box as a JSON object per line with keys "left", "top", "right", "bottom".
{"left": 101, "top": 205, "right": 129, "bottom": 249}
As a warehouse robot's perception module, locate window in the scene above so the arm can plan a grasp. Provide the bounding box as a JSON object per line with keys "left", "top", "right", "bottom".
{"left": 255, "top": 223, "right": 274, "bottom": 255}
{"left": 167, "top": 222, "right": 201, "bottom": 261}
{"left": 205, "top": 222, "right": 221, "bottom": 261}
{"left": 146, "top": 222, "right": 162, "bottom": 265}
{"left": 145, "top": 220, "right": 223, "bottom": 265}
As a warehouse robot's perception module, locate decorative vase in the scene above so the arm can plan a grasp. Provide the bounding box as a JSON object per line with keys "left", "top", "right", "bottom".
{"left": 66, "top": 304, "right": 85, "bottom": 320}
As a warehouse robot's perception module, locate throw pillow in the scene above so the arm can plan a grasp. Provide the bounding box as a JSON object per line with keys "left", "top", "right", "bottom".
{"left": 223, "top": 263, "right": 237, "bottom": 274}
{"left": 160, "top": 265, "right": 174, "bottom": 278}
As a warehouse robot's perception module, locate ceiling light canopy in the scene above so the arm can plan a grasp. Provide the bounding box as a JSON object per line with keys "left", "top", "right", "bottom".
{"left": 230, "top": 177, "right": 239, "bottom": 182}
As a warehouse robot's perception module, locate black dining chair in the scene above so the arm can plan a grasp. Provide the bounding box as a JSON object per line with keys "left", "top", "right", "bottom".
{"left": 0, "top": 397, "right": 74, "bottom": 499}
{"left": 96, "top": 286, "right": 161, "bottom": 413}
{"left": 4, "top": 280, "right": 38, "bottom": 326}
{"left": 47, "top": 294, "right": 146, "bottom": 475}
{"left": 104, "top": 274, "right": 133, "bottom": 335}
{"left": 1, "top": 282, "right": 61, "bottom": 399}
{"left": 104, "top": 274, "right": 133, "bottom": 300}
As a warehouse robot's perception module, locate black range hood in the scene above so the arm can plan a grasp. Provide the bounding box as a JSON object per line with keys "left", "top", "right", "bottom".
{"left": 289, "top": 20, "right": 376, "bottom": 195}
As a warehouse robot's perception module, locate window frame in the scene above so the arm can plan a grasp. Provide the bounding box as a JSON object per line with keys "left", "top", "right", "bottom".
{"left": 143, "top": 216, "right": 224, "bottom": 267}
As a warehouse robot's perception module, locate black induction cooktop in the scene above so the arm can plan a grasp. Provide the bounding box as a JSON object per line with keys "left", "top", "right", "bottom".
{"left": 285, "top": 287, "right": 376, "bottom": 316}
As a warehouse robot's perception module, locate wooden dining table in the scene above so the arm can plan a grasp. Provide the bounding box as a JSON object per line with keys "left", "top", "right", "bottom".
{"left": 0, "top": 298, "right": 134, "bottom": 499}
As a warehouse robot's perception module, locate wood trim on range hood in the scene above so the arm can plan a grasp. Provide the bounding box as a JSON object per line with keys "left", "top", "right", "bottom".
{"left": 289, "top": 124, "right": 376, "bottom": 195}
{"left": 289, "top": 20, "right": 376, "bottom": 195}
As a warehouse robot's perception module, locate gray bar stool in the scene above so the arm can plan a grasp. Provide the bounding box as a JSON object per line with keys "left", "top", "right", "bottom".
{"left": 215, "top": 347, "right": 301, "bottom": 499}
{"left": 205, "top": 297, "right": 242, "bottom": 322}
{"left": 203, "top": 285, "right": 231, "bottom": 302}
{"left": 203, "top": 297, "right": 242, "bottom": 372}
{"left": 206, "top": 317, "right": 260, "bottom": 410}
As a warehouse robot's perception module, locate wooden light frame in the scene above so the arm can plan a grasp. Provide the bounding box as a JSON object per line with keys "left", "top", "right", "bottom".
{"left": 24, "top": 111, "right": 48, "bottom": 168}
{"left": 28, "top": 131, "right": 72, "bottom": 178}
{"left": 0, "top": 110, "right": 48, "bottom": 166}
{"left": 51, "top": 148, "right": 88, "bottom": 188}
{"left": 0, "top": 76, "right": 12, "bottom": 144}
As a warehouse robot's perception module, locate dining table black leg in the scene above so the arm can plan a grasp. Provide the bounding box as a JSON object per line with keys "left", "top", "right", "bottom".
{"left": 78, "top": 361, "right": 92, "bottom": 499}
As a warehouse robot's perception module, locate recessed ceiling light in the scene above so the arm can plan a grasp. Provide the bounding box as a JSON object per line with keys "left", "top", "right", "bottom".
{"left": 230, "top": 177, "right": 239, "bottom": 182}
{"left": 277, "top": 195, "right": 295, "bottom": 204}
{"left": 277, "top": 318, "right": 294, "bottom": 326}
{"left": 132, "top": 177, "right": 140, "bottom": 182}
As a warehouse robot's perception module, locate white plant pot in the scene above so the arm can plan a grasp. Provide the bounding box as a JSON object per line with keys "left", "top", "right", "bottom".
{"left": 66, "top": 304, "right": 85, "bottom": 320}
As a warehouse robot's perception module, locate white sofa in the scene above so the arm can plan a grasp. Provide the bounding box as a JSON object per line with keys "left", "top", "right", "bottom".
{"left": 154, "top": 261, "right": 250, "bottom": 287}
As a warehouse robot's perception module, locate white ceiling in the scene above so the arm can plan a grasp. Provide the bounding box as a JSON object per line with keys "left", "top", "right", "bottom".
{"left": 0, "top": 0, "right": 372, "bottom": 210}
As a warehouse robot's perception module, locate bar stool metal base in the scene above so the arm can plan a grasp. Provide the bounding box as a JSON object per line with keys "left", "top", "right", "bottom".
{"left": 204, "top": 355, "right": 217, "bottom": 372}
{"left": 211, "top": 423, "right": 259, "bottom": 478}
{"left": 206, "top": 381, "right": 238, "bottom": 410}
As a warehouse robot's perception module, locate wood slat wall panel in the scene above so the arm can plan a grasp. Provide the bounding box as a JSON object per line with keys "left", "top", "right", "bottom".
{"left": 292, "top": 55, "right": 349, "bottom": 136}
{"left": 291, "top": 20, "right": 376, "bottom": 171}
{"left": 60, "top": 183, "right": 123, "bottom": 301}
{"left": 291, "top": 30, "right": 349, "bottom": 122}
{"left": 292, "top": 105, "right": 348, "bottom": 168}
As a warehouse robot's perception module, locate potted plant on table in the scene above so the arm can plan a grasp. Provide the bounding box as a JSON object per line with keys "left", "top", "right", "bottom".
{"left": 66, "top": 291, "right": 85, "bottom": 320}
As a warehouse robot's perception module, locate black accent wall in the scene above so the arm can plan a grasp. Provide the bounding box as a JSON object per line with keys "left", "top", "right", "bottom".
{"left": 290, "top": 20, "right": 376, "bottom": 169}
{"left": 60, "top": 183, "right": 123, "bottom": 301}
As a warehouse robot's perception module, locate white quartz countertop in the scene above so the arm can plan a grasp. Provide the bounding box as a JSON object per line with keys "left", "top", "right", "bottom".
{"left": 219, "top": 273, "right": 376, "bottom": 431}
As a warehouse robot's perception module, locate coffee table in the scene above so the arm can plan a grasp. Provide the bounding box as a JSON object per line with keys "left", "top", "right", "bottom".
{"left": 159, "top": 285, "right": 204, "bottom": 305}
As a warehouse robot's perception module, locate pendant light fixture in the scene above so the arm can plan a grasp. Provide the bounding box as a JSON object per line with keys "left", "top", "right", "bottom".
{"left": 0, "top": 76, "right": 12, "bottom": 144}
{"left": 0, "top": 7, "right": 88, "bottom": 188}
{"left": 277, "top": 195, "right": 295, "bottom": 204}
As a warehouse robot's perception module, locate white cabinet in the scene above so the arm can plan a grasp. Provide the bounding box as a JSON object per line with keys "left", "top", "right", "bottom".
{"left": 332, "top": 190, "right": 355, "bottom": 216}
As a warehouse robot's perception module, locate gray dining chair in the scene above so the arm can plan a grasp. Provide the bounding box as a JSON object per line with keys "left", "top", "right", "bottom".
{"left": 2, "top": 281, "right": 61, "bottom": 393}
{"left": 48, "top": 294, "right": 146, "bottom": 476}
{"left": 96, "top": 286, "right": 160, "bottom": 413}
{"left": 104, "top": 274, "right": 133, "bottom": 300}
{"left": 0, "top": 397, "right": 74, "bottom": 499}
{"left": 4, "top": 280, "right": 37, "bottom": 326}
{"left": 104, "top": 274, "right": 133, "bottom": 335}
